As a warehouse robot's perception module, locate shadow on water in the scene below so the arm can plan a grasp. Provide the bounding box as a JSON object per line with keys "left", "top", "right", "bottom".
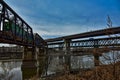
{"left": 0, "top": 59, "right": 42, "bottom": 80}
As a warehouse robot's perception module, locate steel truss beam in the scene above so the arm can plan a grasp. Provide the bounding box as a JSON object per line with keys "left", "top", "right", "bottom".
{"left": 48, "top": 37, "right": 120, "bottom": 48}
{"left": 45, "top": 27, "right": 120, "bottom": 42}
{"left": 0, "top": 1, "right": 34, "bottom": 46}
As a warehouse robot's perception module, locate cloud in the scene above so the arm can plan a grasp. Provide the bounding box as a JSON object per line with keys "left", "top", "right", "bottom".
{"left": 32, "top": 22, "right": 106, "bottom": 39}
{"left": 4, "top": 0, "right": 120, "bottom": 39}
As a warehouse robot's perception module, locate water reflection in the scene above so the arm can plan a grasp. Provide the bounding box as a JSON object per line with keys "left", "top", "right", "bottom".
{"left": 0, "top": 60, "right": 22, "bottom": 80}
{"left": 46, "top": 51, "right": 120, "bottom": 75}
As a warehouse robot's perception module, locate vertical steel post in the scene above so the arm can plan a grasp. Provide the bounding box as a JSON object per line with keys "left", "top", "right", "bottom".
{"left": 14, "top": 15, "right": 17, "bottom": 40}
{"left": 2, "top": 2, "right": 5, "bottom": 31}
{"left": 0, "top": 2, "right": 2, "bottom": 33}
{"left": 21, "top": 22, "right": 24, "bottom": 42}
{"left": 0, "top": 18, "right": 1, "bottom": 31}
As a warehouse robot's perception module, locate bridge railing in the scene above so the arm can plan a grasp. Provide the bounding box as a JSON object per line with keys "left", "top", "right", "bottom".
{"left": 47, "top": 37, "right": 120, "bottom": 49}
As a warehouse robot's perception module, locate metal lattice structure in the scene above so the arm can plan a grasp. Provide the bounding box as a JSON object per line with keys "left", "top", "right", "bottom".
{"left": 47, "top": 37, "right": 120, "bottom": 48}
{"left": 0, "top": 0, "right": 45, "bottom": 47}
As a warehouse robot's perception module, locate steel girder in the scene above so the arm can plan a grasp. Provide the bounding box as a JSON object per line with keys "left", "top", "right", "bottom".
{"left": 47, "top": 37, "right": 120, "bottom": 48}
{"left": 0, "top": 0, "right": 34, "bottom": 46}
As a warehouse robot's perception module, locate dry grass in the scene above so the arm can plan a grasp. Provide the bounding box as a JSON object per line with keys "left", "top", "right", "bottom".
{"left": 45, "top": 62, "right": 120, "bottom": 80}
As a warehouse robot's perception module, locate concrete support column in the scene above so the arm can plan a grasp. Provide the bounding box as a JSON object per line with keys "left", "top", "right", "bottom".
{"left": 59, "top": 44, "right": 64, "bottom": 65}
{"left": 64, "top": 39, "right": 71, "bottom": 71}
{"left": 21, "top": 46, "right": 37, "bottom": 79}
{"left": 22, "top": 46, "right": 36, "bottom": 60}
{"left": 93, "top": 49, "right": 100, "bottom": 66}
{"left": 38, "top": 47, "right": 46, "bottom": 76}
{"left": 93, "top": 40, "right": 100, "bottom": 66}
{"left": 44, "top": 46, "right": 49, "bottom": 76}
{"left": 35, "top": 47, "right": 40, "bottom": 76}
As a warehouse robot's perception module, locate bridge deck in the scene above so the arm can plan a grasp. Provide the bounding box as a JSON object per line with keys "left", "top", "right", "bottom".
{"left": 46, "top": 27, "right": 120, "bottom": 42}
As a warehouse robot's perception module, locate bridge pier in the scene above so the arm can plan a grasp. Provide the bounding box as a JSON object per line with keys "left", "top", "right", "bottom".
{"left": 58, "top": 44, "right": 64, "bottom": 65}
{"left": 64, "top": 39, "right": 71, "bottom": 71}
{"left": 21, "top": 46, "right": 46, "bottom": 79}
{"left": 21, "top": 46, "right": 38, "bottom": 79}
{"left": 38, "top": 47, "right": 46, "bottom": 76}
{"left": 93, "top": 40, "right": 100, "bottom": 66}
{"left": 93, "top": 49, "right": 100, "bottom": 66}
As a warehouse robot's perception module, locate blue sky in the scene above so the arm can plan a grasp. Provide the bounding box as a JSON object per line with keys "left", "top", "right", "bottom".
{"left": 4, "top": 0, "right": 120, "bottom": 39}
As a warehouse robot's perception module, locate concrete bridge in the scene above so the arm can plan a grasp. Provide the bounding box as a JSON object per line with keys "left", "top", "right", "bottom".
{"left": 0, "top": 46, "right": 23, "bottom": 59}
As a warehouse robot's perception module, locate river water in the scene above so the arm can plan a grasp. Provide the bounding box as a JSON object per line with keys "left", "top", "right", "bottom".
{"left": 0, "top": 60, "right": 22, "bottom": 80}
{"left": 0, "top": 51, "right": 120, "bottom": 80}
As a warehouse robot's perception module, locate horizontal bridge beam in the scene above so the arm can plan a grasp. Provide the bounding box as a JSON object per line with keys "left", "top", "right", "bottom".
{"left": 48, "top": 37, "right": 120, "bottom": 48}
{"left": 45, "top": 27, "right": 120, "bottom": 42}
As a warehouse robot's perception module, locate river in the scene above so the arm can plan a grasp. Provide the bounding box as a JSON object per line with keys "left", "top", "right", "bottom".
{"left": 0, "top": 60, "right": 22, "bottom": 80}
{"left": 0, "top": 51, "right": 120, "bottom": 80}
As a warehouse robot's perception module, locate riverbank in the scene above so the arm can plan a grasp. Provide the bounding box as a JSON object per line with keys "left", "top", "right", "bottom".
{"left": 45, "top": 61, "right": 120, "bottom": 80}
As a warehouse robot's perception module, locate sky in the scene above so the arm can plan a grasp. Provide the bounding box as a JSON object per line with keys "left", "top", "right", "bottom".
{"left": 4, "top": 0, "right": 120, "bottom": 39}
